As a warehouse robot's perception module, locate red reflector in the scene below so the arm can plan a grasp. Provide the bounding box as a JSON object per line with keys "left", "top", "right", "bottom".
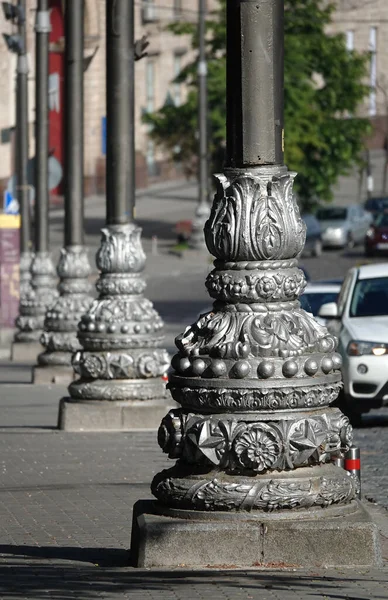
{"left": 344, "top": 458, "right": 361, "bottom": 470}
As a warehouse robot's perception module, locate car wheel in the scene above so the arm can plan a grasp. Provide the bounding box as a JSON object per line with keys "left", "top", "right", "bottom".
{"left": 365, "top": 246, "right": 375, "bottom": 258}
{"left": 312, "top": 239, "right": 322, "bottom": 257}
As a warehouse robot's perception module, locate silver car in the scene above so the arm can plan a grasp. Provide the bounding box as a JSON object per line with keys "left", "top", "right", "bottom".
{"left": 316, "top": 205, "right": 372, "bottom": 249}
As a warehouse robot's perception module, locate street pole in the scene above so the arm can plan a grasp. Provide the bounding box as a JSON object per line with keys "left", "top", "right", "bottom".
{"left": 12, "top": 0, "right": 34, "bottom": 347}
{"left": 59, "top": 0, "right": 170, "bottom": 430}
{"left": 131, "top": 0, "right": 375, "bottom": 568}
{"left": 189, "top": 0, "right": 210, "bottom": 249}
{"left": 16, "top": 0, "right": 57, "bottom": 352}
{"left": 34, "top": 0, "right": 93, "bottom": 383}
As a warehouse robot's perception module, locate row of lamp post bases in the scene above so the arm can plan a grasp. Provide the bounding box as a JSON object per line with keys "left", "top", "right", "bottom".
{"left": 5, "top": 0, "right": 380, "bottom": 568}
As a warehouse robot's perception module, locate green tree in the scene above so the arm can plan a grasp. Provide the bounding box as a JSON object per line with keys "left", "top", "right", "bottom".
{"left": 145, "top": 0, "right": 370, "bottom": 210}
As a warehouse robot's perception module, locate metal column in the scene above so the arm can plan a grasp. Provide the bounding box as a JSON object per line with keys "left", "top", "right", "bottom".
{"left": 36, "top": 0, "right": 93, "bottom": 381}
{"left": 63, "top": 0, "right": 169, "bottom": 425}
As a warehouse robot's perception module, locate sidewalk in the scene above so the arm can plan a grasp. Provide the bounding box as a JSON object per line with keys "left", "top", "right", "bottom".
{"left": 0, "top": 367, "right": 388, "bottom": 599}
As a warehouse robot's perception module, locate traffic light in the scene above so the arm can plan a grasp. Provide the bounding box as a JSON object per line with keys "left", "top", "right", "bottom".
{"left": 2, "top": 32, "right": 23, "bottom": 53}
{"left": 2, "top": 2, "right": 24, "bottom": 23}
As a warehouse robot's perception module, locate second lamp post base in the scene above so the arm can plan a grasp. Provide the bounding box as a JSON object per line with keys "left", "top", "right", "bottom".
{"left": 57, "top": 395, "right": 176, "bottom": 431}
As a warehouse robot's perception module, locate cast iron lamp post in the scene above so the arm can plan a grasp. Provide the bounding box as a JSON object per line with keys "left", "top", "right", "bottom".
{"left": 34, "top": 0, "right": 93, "bottom": 383}
{"left": 130, "top": 0, "right": 378, "bottom": 569}
{"left": 4, "top": 0, "right": 34, "bottom": 348}
{"left": 15, "top": 0, "right": 58, "bottom": 350}
{"left": 58, "top": 0, "right": 170, "bottom": 430}
{"left": 189, "top": 0, "right": 210, "bottom": 249}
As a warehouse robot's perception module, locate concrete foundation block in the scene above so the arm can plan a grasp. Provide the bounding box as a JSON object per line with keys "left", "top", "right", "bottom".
{"left": 11, "top": 342, "right": 44, "bottom": 362}
{"left": 33, "top": 366, "right": 76, "bottom": 385}
{"left": 58, "top": 397, "right": 176, "bottom": 431}
{"left": 130, "top": 499, "right": 382, "bottom": 569}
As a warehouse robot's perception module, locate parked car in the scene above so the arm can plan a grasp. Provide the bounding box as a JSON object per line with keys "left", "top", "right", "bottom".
{"left": 319, "top": 262, "right": 388, "bottom": 424}
{"left": 365, "top": 211, "right": 388, "bottom": 256}
{"left": 299, "top": 282, "right": 341, "bottom": 325}
{"left": 364, "top": 196, "right": 388, "bottom": 216}
{"left": 301, "top": 214, "right": 322, "bottom": 257}
{"left": 316, "top": 205, "right": 372, "bottom": 249}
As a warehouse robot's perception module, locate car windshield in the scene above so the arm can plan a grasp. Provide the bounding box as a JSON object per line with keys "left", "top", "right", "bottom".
{"left": 365, "top": 198, "right": 388, "bottom": 211}
{"left": 300, "top": 292, "right": 339, "bottom": 316}
{"left": 316, "top": 208, "right": 347, "bottom": 220}
{"left": 374, "top": 212, "right": 388, "bottom": 227}
{"left": 350, "top": 277, "right": 388, "bottom": 317}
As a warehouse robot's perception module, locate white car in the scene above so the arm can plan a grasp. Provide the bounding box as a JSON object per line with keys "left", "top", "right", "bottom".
{"left": 299, "top": 282, "right": 341, "bottom": 326}
{"left": 319, "top": 262, "right": 388, "bottom": 423}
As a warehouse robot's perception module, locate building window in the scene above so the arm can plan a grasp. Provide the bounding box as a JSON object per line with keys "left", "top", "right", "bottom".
{"left": 142, "top": 0, "right": 158, "bottom": 24}
{"left": 173, "top": 53, "right": 182, "bottom": 107}
{"left": 345, "top": 30, "right": 354, "bottom": 52}
{"left": 173, "top": 0, "right": 182, "bottom": 19}
{"left": 369, "top": 26, "right": 377, "bottom": 117}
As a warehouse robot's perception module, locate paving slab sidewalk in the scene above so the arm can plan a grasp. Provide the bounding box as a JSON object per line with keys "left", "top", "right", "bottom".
{"left": 0, "top": 365, "right": 388, "bottom": 600}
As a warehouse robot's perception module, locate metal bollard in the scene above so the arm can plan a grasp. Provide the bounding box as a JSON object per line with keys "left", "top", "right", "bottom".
{"left": 344, "top": 447, "right": 361, "bottom": 499}
{"left": 332, "top": 457, "right": 345, "bottom": 469}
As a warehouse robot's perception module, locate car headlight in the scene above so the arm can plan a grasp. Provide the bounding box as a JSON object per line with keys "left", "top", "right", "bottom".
{"left": 347, "top": 340, "right": 388, "bottom": 356}
{"left": 366, "top": 228, "right": 375, "bottom": 239}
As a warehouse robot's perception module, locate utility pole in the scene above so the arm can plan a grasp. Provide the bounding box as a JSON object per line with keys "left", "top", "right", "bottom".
{"left": 189, "top": 0, "right": 210, "bottom": 249}
{"left": 14, "top": 0, "right": 58, "bottom": 360}
{"left": 131, "top": 0, "right": 378, "bottom": 569}
{"left": 3, "top": 0, "right": 34, "bottom": 356}
{"left": 33, "top": 0, "right": 93, "bottom": 384}
{"left": 59, "top": 0, "right": 170, "bottom": 431}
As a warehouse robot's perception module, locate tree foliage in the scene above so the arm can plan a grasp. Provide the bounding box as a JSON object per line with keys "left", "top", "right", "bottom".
{"left": 145, "top": 0, "right": 370, "bottom": 209}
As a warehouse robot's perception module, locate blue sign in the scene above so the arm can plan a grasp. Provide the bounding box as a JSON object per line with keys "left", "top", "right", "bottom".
{"left": 3, "top": 190, "right": 19, "bottom": 215}
{"left": 102, "top": 116, "right": 107, "bottom": 156}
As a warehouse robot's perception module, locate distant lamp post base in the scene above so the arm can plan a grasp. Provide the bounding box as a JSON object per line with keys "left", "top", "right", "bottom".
{"left": 188, "top": 203, "right": 210, "bottom": 250}
{"left": 33, "top": 364, "right": 77, "bottom": 385}
{"left": 57, "top": 395, "right": 177, "bottom": 431}
{"left": 131, "top": 498, "right": 382, "bottom": 568}
{"left": 11, "top": 341, "right": 44, "bottom": 363}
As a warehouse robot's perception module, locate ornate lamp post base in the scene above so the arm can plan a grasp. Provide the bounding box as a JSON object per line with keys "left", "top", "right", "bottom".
{"left": 130, "top": 165, "right": 382, "bottom": 567}
{"left": 11, "top": 251, "right": 58, "bottom": 362}
{"left": 188, "top": 203, "right": 211, "bottom": 250}
{"left": 32, "top": 245, "right": 93, "bottom": 385}
{"left": 57, "top": 224, "right": 174, "bottom": 431}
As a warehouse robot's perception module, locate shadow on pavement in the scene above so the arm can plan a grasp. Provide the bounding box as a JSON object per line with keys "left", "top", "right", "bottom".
{"left": 0, "top": 545, "right": 386, "bottom": 599}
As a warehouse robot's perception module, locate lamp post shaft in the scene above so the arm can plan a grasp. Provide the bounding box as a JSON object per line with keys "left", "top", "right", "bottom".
{"left": 226, "top": 0, "right": 284, "bottom": 167}
{"left": 198, "top": 0, "right": 208, "bottom": 206}
{"left": 106, "top": 0, "right": 135, "bottom": 224}
{"left": 15, "top": 0, "right": 30, "bottom": 255}
{"left": 35, "top": 0, "right": 50, "bottom": 253}
{"left": 64, "top": 0, "right": 84, "bottom": 247}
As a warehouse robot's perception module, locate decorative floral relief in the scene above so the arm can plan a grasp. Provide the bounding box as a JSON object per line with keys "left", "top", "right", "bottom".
{"left": 206, "top": 269, "right": 306, "bottom": 303}
{"left": 170, "top": 383, "right": 342, "bottom": 411}
{"left": 157, "top": 409, "right": 352, "bottom": 472}
{"left": 204, "top": 173, "right": 306, "bottom": 261}
{"left": 152, "top": 470, "right": 356, "bottom": 511}
{"left": 176, "top": 308, "right": 335, "bottom": 359}
{"left": 72, "top": 349, "right": 169, "bottom": 380}
{"left": 96, "top": 224, "right": 146, "bottom": 274}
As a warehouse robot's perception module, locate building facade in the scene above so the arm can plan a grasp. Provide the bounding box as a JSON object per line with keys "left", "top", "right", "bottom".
{"left": 329, "top": 0, "right": 388, "bottom": 200}
{"left": 0, "top": 0, "right": 200, "bottom": 203}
